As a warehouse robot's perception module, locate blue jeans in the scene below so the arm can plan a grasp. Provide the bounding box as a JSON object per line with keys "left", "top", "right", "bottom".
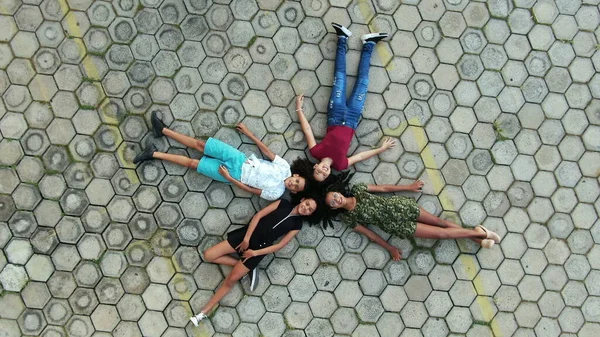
{"left": 328, "top": 37, "right": 375, "bottom": 129}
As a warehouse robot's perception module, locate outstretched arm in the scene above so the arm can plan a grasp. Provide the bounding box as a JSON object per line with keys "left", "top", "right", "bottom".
{"left": 242, "top": 230, "right": 299, "bottom": 261}
{"left": 347, "top": 137, "right": 396, "bottom": 166}
{"left": 353, "top": 225, "right": 402, "bottom": 261}
{"left": 366, "top": 180, "right": 424, "bottom": 193}
{"left": 219, "top": 165, "right": 262, "bottom": 196}
{"left": 295, "top": 94, "right": 317, "bottom": 149}
{"left": 236, "top": 123, "right": 276, "bottom": 161}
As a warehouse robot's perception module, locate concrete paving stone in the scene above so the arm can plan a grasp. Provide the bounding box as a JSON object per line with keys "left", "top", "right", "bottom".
{"left": 6, "top": 58, "right": 35, "bottom": 87}
{"left": 9, "top": 209, "right": 38, "bottom": 238}
{"left": 132, "top": 185, "right": 161, "bottom": 213}
{"left": 29, "top": 226, "right": 58, "bottom": 255}
{"left": 51, "top": 243, "right": 81, "bottom": 271}
{"left": 110, "top": 168, "right": 140, "bottom": 196}
{"left": 12, "top": 183, "right": 42, "bottom": 211}
{"left": 149, "top": 228, "right": 179, "bottom": 256}
{"left": 21, "top": 281, "right": 51, "bottom": 309}
{"left": 284, "top": 302, "right": 313, "bottom": 329}
{"left": 132, "top": 8, "right": 161, "bottom": 35}
{"left": 106, "top": 195, "right": 135, "bottom": 222}
{"left": 514, "top": 129, "right": 542, "bottom": 155}
{"left": 558, "top": 307, "right": 585, "bottom": 333}
{"left": 146, "top": 256, "right": 176, "bottom": 284}
{"left": 520, "top": 75, "right": 548, "bottom": 103}
{"left": 447, "top": 279, "right": 477, "bottom": 307}
{"left": 537, "top": 291, "right": 566, "bottom": 320}
{"left": 43, "top": 297, "right": 73, "bottom": 327}
{"left": 68, "top": 286, "right": 99, "bottom": 315}
{"left": 48, "top": 92, "right": 77, "bottom": 120}
{"left": 308, "top": 291, "right": 337, "bottom": 319}
{"left": 119, "top": 265, "right": 150, "bottom": 294}
{"left": 425, "top": 291, "right": 453, "bottom": 318}
{"left": 568, "top": 227, "right": 594, "bottom": 253}
{"left": 95, "top": 277, "right": 125, "bottom": 305}
{"left": 525, "top": 53, "right": 552, "bottom": 81}
{"left": 561, "top": 281, "right": 587, "bottom": 312}
{"left": 234, "top": 295, "right": 266, "bottom": 324}
{"left": 528, "top": 24, "right": 556, "bottom": 52}
{"left": 123, "top": 239, "right": 152, "bottom": 267}
{"left": 55, "top": 215, "right": 85, "bottom": 244}
{"left": 25, "top": 254, "right": 54, "bottom": 282}
{"left": 74, "top": 260, "right": 102, "bottom": 288}
{"left": 176, "top": 218, "right": 203, "bottom": 246}
{"left": 561, "top": 111, "right": 589, "bottom": 139}
{"left": 138, "top": 310, "right": 168, "bottom": 337}
{"left": 580, "top": 323, "right": 600, "bottom": 337}
{"left": 582, "top": 295, "right": 600, "bottom": 323}
{"left": 15, "top": 156, "right": 44, "bottom": 185}
{"left": 142, "top": 283, "right": 171, "bottom": 311}
{"left": 575, "top": 5, "right": 600, "bottom": 31}
{"left": 520, "top": 248, "right": 548, "bottom": 275}
{"left": 329, "top": 307, "right": 358, "bottom": 335}
{"left": 10, "top": 30, "right": 39, "bottom": 59}
{"left": 17, "top": 308, "right": 47, "bottom": 336}
{"left": 130, "top": 35, "right": 159, "bottom": 63}
{"left": 572, "top": 202, "right": 598, "bottom": 229}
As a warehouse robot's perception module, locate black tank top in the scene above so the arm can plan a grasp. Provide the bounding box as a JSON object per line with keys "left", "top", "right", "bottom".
{"left": 250, "top": 199, "right": 303, "bottom": 244}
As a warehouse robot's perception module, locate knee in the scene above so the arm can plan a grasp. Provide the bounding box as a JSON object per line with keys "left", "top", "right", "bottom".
{"left": 436, "top": 229, "right": 451, "bottom": 240}
{"left": 203, "top": 249, "right": 215, "bottom": 262}
{"left": 223, "top": 275, "right": 239, "bottom": 288}
{"left": 194, "top": 140, "right": 205, "bottom": 151}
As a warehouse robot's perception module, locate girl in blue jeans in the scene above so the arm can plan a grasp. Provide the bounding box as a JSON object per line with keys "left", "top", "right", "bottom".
{"left": 296, "top": 23, "right": 395, "bottom": 182}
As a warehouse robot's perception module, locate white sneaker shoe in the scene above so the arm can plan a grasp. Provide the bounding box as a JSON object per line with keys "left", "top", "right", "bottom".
{"left": 249, "top": 268, "right": 259, "bottom": 292}
{"left": 190, "top": 312, "right": 207, "bottom": 326}
{"left": 361, "top": 32, "right": 389, "bottom": 44}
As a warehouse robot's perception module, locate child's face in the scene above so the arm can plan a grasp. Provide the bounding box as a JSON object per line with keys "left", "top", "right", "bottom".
{"left": 313, "top": 162, "right": 330, "bottom": 181}
{"left": 285, "top": 174, "right": 306, "bottom": 193}
{"left": 326, "top": 191, "right": 345, "bottom": 209}
{"left": 298, "top": 198, "right": 317, "bottom": 216}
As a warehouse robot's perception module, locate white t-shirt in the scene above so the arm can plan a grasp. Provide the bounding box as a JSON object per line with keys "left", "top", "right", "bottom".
{"left": 240, "top": 154, "right": 291, "bottom": 200}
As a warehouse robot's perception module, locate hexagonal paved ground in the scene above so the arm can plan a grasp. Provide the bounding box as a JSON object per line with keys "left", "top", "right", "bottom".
{"left": 0, "top": 0, "right": 599, "bottom": 336}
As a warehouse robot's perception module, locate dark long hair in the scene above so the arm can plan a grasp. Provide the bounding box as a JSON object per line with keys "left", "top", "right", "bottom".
{"left": 290, "top": 190, "right": 327, "bottom": 226}
{"left": 319, "top": 170, "right": 354, "bottom": 229}
{"left": 290, "top": 157, "right": 319, "bottom": 193}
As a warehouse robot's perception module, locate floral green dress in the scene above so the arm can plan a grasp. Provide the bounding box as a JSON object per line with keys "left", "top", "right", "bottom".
{"left": 342, "top": 183, "right": 420, "bottom": 238}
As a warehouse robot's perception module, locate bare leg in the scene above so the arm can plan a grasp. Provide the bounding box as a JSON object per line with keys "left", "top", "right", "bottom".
{"left": 153, "top": 152, "right": 199, "bottom": 168}
{"left": 163, "top": 128, "right": 206, "bottom": 152}
{"left": 201, "top": 261, "right": 249, "bottom": 314}
{"left": 414, "top": 223, "right": 487, "bottom": 240}
{"left": 417, "top": 208, "right": 482, "bottom": 244}
{"left": 204, "top": 241, "right": 239, "bottom": 267}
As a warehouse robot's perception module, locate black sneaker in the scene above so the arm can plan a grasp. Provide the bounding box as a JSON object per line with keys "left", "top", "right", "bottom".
{"left": 133, "top": 144, "right": 157, "bottom": 164}
{"left": 332, "top": 22, "right": 352, "bottom": 38}
{"left": 362, "top": 32, "right": 389, "bottom": 44}
{"left": 249, "top": 268, "right": 259, "bottom": 292}
{"left": 151, "top": 111, "right": 166, "bottom": 138}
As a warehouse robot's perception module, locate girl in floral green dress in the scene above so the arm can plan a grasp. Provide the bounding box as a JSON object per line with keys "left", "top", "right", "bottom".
{"left": 324, "top": 175, "right": 501, "bottom": 260}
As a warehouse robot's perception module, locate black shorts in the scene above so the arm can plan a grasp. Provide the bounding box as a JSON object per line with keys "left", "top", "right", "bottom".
{"left": 226, "top": 227, "right": 271, "bottom": 270}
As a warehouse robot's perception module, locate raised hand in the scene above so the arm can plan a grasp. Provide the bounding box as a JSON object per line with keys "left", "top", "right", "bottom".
{"left": 408, "top": 179, "right": 424, "bottom": 192}
{"left": 295, "top": 94, "right": 304, "bottom": 111}
{"left": 379, "top": 137, "right": 396, "bottom": 151}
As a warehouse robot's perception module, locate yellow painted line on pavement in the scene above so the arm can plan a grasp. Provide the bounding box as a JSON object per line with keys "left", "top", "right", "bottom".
{"left": 355, "top": 1, "right": 498, "bottom": 333}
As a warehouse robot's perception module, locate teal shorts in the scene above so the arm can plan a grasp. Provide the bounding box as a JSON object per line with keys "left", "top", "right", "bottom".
{"left": 196, "top": 138, "right": 246, "bottom": 183}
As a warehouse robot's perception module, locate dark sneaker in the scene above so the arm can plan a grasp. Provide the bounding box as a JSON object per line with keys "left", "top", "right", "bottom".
{"left": 133, "top": 144, "right": 157, "bottom": 164}
{"left": 151, "top": 111, "right": 166, "bottom": 138}
{"left": 362, "top": 32, "right": 389, "bottom": 44}
{"left": 332, "top": 22, "right": 352, "bottom": 38}
{"left": 249, "top": 268, "right": 259, "bottom": 292}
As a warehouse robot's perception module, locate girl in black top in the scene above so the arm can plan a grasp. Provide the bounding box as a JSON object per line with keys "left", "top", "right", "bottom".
{"left": 190, "top": 196, "right": 324, "bottom": 326}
